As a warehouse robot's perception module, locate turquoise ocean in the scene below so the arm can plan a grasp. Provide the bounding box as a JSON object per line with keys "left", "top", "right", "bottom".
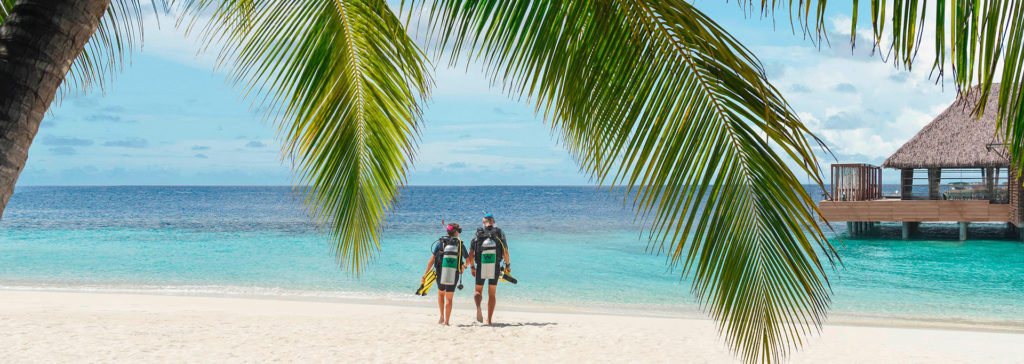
{"left": 1, "top": 186, "right": 1022, "bottom": 328}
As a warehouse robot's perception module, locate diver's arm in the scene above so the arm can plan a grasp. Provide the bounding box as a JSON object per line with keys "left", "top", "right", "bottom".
{"left": 424, "top": 255, "right": 435, "bottom": 276}
{"left": 460, "top": 244, "right": 469, "bottom": 271}
{"left": 501, "top": 231, "right": 510, "bottom": 267}
{"left": 467, "top": 248, "right": 476, "bottom": 276}
{"left": 459, "top": 243, "right": 468, "bottom": 272}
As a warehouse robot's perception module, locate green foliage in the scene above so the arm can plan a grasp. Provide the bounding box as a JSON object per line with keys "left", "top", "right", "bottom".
{"left": 10, "top": 0, "right": 1023, "bottom": 362}
{"left": 40, "top": 1, "right": 1024, "bottom": 362}
{"left": 412, "top": 1, "right": 835, "bottom": 362}
{"left": 761, "top": 0, "right": 1024, "bottom": 177}
{"left": 187, "top": 0, "right": 431, "bottom": 273}
{"left": 2, "top": 0, "right": 843, "bottom": 362}
{"left": 0, "top": 0, "right": 147, "bottom": 99}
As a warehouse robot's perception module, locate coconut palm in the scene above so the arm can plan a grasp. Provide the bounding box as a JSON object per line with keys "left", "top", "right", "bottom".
{"left": 0, "top": 0, "right": 1016, "bottom": 362}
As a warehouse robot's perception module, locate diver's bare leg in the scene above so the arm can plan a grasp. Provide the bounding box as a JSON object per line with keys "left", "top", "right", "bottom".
{"left": 444, "top": 291, "right": 455, "bottom": 326}
{"left": 486, "top": 284, "right": 497, "bottom": 325}
{"left": 437, "top": 290, "right": 445, "bottom": 324}
{"left": 474, "top": 284, "right": 484, "bottom": 322}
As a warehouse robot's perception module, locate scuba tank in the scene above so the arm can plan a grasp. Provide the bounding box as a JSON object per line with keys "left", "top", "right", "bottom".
{"left": 479, "top": 237, "right": 498, "bottom": 280}
{"left": 438, "top": 238, "right": 461, "bottom": 285}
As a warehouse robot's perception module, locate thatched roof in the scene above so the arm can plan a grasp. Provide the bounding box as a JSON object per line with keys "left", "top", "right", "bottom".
{"left": 882, "top": 84, "right": 1009, "bottom": 169}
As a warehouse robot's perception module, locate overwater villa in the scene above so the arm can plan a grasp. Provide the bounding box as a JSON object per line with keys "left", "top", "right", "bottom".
{"left": 820, "top": 85, "right": 1022, "bottom": 240}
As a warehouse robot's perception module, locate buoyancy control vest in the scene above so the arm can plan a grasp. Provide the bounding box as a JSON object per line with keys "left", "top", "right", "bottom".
{"left": 437, "top": 236, "right": 462, "bottom": 286}
{"left": 475, "top": 227, "right": 504, "bottom": 280}
{"left": 479, "top": 237, "right": 498, "bottom": 280}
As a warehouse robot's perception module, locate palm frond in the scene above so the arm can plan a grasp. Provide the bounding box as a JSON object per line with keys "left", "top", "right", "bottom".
{"left": 761, "top": 1, "right": 1024, "bottom": 177}
{"left": 0, "top": 0, "right": 148, "bottom": 99}
{"left": 190, "top": 0, "right": 431, "bottom": 273}
{"left": 413, "top": 1, "right": 836, "bottom": 362}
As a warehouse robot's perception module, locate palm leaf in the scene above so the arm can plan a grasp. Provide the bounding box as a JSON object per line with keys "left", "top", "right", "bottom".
{"left": 413, "top": 1, "right": 836, "bottom": 362}
{"left": 188, "top": 0, "right": 431, "bottom": 273}
{"left": 0, "top": 0, "right": 148, "bottom": 99}
{"left": 767, "top": 0, "right": 1024, "bottom": 178}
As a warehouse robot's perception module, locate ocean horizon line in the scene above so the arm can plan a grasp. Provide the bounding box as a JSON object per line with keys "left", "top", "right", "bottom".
{"left": 14, "top": 183, "right": 874, "bottom": 188}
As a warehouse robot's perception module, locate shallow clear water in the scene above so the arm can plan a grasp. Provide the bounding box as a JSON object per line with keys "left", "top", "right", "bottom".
{"left": 0, "top": 186, "right": 1022, "bottom": 326}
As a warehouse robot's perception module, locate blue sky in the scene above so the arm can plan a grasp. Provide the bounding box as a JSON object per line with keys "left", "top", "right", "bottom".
{"left": 19, "top": 2, "right": 957, "bottom": 186}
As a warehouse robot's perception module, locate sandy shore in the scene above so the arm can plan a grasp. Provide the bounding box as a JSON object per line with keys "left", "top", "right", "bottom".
{"left": 0, "top": 289, "right": 1021, "bottom": 363}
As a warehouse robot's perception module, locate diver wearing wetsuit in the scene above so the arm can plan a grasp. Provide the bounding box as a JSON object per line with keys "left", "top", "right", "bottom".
{"left": 424, "top": 223, "right": 468, "bottom": 325}
{"left": 468, "top": 213, "right": 510, "bottom": 325}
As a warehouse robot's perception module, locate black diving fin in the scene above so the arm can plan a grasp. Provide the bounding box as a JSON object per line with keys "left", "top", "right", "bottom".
{"left": 499, "top": 267, "right": 518, "bottom": 284}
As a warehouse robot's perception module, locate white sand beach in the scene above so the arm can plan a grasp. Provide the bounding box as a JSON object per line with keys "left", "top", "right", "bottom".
{"left": 1, "top": 289, "right": 1021, "bottom": 363}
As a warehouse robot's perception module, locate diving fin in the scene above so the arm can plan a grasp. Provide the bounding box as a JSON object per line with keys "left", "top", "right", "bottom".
{"left": 416, "top": 269, "right": 437, "bottom": 296}
{"left": 499, "top": 268, "right": 518, "bottom": 284}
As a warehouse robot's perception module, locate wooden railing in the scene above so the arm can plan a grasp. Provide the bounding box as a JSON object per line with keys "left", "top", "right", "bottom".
{"left": 819, "top": 199, "right": 1011, "bottom": 222}
{"left": 830, "top": 163, "right": 882, "bottom": 201}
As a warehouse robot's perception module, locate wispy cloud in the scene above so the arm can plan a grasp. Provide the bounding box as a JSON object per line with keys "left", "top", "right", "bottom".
{"left": 49, "top": 146, "right": 77, "bottom": 156}
{"left": 85, "top": 113, "right": 133, "bottom": 123}
{"left": 833, "top": 83, "right": 857, "bottom": 93}
{"left": 139, "top": 11, "right": 223, "bottom": 71}
{"left": 438, "top": 122, "right": 534, "bottom": 132}
{"left": 103, "top": 137, "right": 149, "bottom": 148}
{"left": 43, "top": 136, "right": 93, "bottom": 147}
{"left": 789, "top": 84, "right": 812, "bottom": 93}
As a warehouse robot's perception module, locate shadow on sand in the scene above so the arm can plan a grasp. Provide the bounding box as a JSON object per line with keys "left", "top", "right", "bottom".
{"left": 457, "top": 322, "right": 558, "bottom": 328}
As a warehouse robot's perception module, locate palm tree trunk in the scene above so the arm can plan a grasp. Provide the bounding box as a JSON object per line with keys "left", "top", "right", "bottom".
{"left": 0, "top": 0, "right": 109, "bottom": 218}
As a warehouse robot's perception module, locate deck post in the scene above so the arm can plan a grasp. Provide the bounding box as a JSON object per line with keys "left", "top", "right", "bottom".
{"left": 928, "top": 168, "right": 941, "bottom": 200}
{"left": 901, "top": 169, "right": 914, "bottom": 200}
{"left": 959, "top": 221, "right": 969, "bottom": 241}
{"left": 985, "top": 167, "right": 995, "bottom": 202}
{"left": 902, "top": 222, "right": 911, "bottom": 240}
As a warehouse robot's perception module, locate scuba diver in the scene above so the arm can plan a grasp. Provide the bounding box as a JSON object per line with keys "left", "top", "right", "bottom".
{"left": 467, "top": 213, "right": 510, "bottom": 325}
{"left": 422, "top": 222, "right": 468, "bottom": 325}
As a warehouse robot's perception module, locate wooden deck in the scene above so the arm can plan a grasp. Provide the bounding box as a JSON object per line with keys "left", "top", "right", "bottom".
{"left": 819, "top": 199, "right": 1012, "bottom": 222}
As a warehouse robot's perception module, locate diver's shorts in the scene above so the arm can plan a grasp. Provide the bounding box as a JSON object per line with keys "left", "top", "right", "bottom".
{"left": 437, "top": 283, "right": 456, "bottom": 292}
{"left": 475, "top": 278, "right": 498, "bottom": 286}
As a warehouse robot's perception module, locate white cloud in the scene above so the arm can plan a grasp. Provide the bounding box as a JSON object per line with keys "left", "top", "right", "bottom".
{"left": 747, "top": 6, "right": 976, "bottom": 183}
{"left": 762, "top": 16, "right": 958, "bottom": 169}
{"left": 414, "top": 138, "right": 563, "bottom": 172}
{"left": 139, "top": 11, "right": 222, "bottom": 71}
{"left": 437, "top": 122, "right": 535, "bottom": 132}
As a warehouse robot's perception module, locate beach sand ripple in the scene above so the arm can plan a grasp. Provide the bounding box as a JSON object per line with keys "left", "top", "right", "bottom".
{"left": 1, "top": 290, "right": 1021, "bottom": 363}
